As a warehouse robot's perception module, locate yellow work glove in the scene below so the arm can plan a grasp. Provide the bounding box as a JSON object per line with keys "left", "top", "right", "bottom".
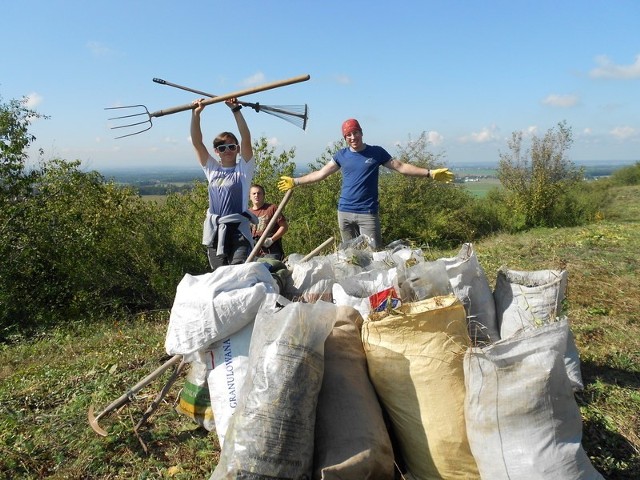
{"left": 430, "top": 168, "right": 454, "bottom": 183}
{"left": 278, "top": 176, "right": 297, "bottom": 192}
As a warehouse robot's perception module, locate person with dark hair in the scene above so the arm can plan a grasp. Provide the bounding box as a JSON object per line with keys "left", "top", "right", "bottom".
{"left": 249, "top": 184, "right": 288, "bottom": 261}
{"left": 191, "top": 97, "right": 257, "bottom": 270}
{"left": 278, "top": 118, "right": 454, "bottom": 249}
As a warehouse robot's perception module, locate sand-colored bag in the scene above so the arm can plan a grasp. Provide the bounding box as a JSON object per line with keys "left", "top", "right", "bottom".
{"left": 362, "top": 295, "right": 480, "bottom": 480}
{"left": 313, "top": 306, "right": 395, "bottom": 479}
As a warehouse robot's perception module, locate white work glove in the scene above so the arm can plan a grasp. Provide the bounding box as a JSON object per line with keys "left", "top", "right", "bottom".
{"left": 263, "top": 237, "right": 274, "bottom": 248}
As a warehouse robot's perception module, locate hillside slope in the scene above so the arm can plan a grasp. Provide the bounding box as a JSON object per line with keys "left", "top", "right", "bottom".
{"left": 1, "top": 186, "right": 638, "bottom": 479}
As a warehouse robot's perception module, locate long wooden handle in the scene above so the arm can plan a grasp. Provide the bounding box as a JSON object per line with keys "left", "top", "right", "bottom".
{"left": 150, "top": 74, "right": 310, "bottom": 118}
{"left": 153, "top": 77, "right": 262, "bottom": 110}
{"left": 301, "top": 237, "right": 335, "bottom": 262}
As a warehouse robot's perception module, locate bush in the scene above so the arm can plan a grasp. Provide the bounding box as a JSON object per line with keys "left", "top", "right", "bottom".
{"left": 0, "top": 159, "right": 207, "bottom": 337}
{"left": 609, "top": 162, "right": 640, "bottom": 186}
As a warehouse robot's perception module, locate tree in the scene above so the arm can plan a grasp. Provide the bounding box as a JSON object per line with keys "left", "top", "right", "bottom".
{"left": 0, "top": 95, "right": 48, "bottom": 201}
{"left": 252, "top": 136, "right": 297, "bottom": 197}
{"left": 497, "top": 121, "right": 584, "bottom": 228}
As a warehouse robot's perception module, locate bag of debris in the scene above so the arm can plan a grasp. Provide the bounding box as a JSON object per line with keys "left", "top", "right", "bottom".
{"left": 165, "top": 263, "right": 276, "bottom": 355}
{"left": 302, "top": 278, "right": 334, "bottom": 303}
{"left": 398, "top": 258, "right": 453, "bottom": 303}
{"left": 285, "top": 256, "right": 335, "bottom": 300}
{"left": 207, "top": 321, "right": 253, "bottom": 447}
{"left": 332, "top": 268, "right": 400, "bottom": 320}
{"left": 372, "top": 241, "right": 425, "bottom": 277}
{"left": 210, "top": 295, "right": 338, "bottom": 480}
{"left": 313, "top": 306, "right": 395, "bottom": 479}
{"left": 175, "top": 350, "right": 215, "bottom": 431}
{"left": 464, "top": 318, "right": 603, "bottom": 480}
{"left": 443, "top": 243, "right": 500, "bottom": 345}
{"left": 494, "top": 267, "right": 583, "bottom": 391}
{"left": 362, "top": 295, "right": 480, "bottom": 479}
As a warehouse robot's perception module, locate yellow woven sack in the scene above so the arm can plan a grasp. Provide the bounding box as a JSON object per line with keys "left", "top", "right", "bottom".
{"left": 362, "top": 295, "right": 479, "bottom": 480}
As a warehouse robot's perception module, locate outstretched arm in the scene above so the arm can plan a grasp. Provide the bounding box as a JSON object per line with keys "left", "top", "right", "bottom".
{"left": 278, "top": 160, "right": 340, "bottom": 191}
{"left": 385, "top": 158, "right": 430, "bottom": 176}
{"left": 385, "top": 159, "right": 454, "bottom": 182}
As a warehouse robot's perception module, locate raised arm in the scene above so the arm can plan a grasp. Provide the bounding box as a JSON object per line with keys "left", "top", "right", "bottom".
{"left": 228, "top": 98, "right": 253, "bottom": 162}
{"left": 190, "top": 99, "right": 210, "bottom": 167}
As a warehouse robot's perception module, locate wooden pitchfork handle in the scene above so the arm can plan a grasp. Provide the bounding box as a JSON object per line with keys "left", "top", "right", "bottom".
{"left": 148, "top": 74, "right": 310, "bottom": 118}
{"left": 88, "top": 354, "right": 183, "bottom": 436}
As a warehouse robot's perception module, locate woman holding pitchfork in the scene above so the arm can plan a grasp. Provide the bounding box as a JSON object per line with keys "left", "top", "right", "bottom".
{"left": 190, "top": 97, "right": 257, "bottom": 271}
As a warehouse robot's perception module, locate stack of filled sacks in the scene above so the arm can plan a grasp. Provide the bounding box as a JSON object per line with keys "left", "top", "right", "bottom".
{"left": 462, "top": 265, "right": 599, "bottom": 479}
{"left": 166, "top": 242, "right": 603, "bottom": 479}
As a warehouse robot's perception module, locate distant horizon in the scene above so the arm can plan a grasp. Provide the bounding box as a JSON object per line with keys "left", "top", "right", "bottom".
{"left": 93, "top": 158, "right": 639, "bottom": 176}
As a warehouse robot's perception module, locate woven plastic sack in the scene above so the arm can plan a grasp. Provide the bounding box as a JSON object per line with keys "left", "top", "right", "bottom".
{"left": 464, "top": 318, "right": 603, "bottom": 479}
{"left": 210, "top": 295, "right": 338, "bottom": 479}
{"left": 494, "top": 268, "right": 583, "bottom": 391}
{"left": 442, "top": 243, "right": 500, "bottom": 345}
{"left": 362, "top": 295, "right": 480, "bottom": 479}
{"left": 207, "top": 321, "right": 253, "bottom": 447}
{"left": 165, "top": 263, "right": 276, "bottom": 355}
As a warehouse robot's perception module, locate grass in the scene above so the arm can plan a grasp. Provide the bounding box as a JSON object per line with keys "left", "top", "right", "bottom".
{"left": 1, "top": 186, "right": 639, "bottom": 479}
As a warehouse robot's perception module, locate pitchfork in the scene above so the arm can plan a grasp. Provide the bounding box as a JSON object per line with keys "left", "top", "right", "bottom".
{"left": 153, "top": 78, "right": 309, "bottom": 131}
{"left": 105, "top": 74, "right": 310, "bottom": 138}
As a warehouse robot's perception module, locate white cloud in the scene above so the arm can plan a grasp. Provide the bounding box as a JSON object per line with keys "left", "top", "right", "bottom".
{"left": 610, "top": 126, "right": 638, "bottom": 140}
{"left": 334, "top": 74, "right": 351, "bottom": 85}
{"left": 583, "top": 127, "right": 592, "bottom": 135}
{"left": 242, "top": 72, "right": 266, "bottom": 87}
{"left": 525, "top": 125, "right": 538, "bottom": 137}
{"left": 542, "top": 94, "right": 579, "bottom": 107}
{"left": 266, "top": 136, "right": 280, "bottom": 147}
{"left": 25, "top": 92, "right": 43, "bottom": 108}
{"left": 589, "top": 54, "right": 640, "bottom": 79}
{"left": 459, "top": 125, "right": 500, "bottom": 144}
{"left": 86, "top": 41, "right": 113, "bottom": 57}
{"left": 426, "top": 130, "right": 444, "bottom": 146}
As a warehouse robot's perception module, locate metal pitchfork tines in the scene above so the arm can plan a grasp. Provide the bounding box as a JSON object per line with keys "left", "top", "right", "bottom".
{"left": 153, "top": 77, "right": 309, "bottom": 131}
{"left": 105, "top": 74, "right": 310, "bottom": 139}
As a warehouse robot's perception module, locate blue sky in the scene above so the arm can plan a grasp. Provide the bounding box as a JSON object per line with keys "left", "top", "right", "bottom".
{"left": 3, "top": 0, "right": 639, "bottom": 173}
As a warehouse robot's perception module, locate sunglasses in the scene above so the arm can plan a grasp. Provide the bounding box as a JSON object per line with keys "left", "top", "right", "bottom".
{"left": 216, "top": 144, "right": 238, "bottom": 153}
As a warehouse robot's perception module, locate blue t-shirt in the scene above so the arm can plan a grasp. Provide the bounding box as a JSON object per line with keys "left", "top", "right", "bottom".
{"left": 333, "top": 145, "right": 391, "bottom": 214}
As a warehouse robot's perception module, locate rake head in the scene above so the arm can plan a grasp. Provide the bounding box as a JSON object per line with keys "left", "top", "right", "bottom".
{"left": 247, "top": 103, "right": 309, "bottom": 131}
{"left": 105, "top": 105, "right": 153, "bottom": 138}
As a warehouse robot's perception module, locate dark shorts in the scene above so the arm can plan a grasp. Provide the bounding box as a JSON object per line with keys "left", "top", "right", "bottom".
{"left": 207, "top": 225, "right": 251, "bottom": 270}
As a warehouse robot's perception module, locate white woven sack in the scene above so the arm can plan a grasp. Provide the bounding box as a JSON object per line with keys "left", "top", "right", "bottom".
{"left": 494, "top": 268, "right": 583, "bottom": 391}
{"left": 287, "top": 257, "right": 335, "bottom": 297}
{"left": 442, "top": 243, "right": 499, "bottom": 345}
{"left": 207, "top": 321, "right": 253, "bottom": 447}
{"left": 165, "top": 263, "right": 276, "bottom": 355}
{"left": 464, "top": 319, "right": 602, "bottom": 480}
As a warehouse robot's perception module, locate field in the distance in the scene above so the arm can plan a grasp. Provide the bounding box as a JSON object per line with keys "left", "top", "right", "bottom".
{"left": 100, "top": 162, "right": 635, "bottom": 199}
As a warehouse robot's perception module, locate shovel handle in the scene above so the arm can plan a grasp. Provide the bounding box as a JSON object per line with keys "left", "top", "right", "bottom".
{"left": 150, "top": 74, "right": 310, "bottom": 118}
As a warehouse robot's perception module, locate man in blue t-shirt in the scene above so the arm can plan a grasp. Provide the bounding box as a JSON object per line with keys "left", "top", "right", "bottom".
{"left": 278, "top": 118, "right": 454, "bottom": 249}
